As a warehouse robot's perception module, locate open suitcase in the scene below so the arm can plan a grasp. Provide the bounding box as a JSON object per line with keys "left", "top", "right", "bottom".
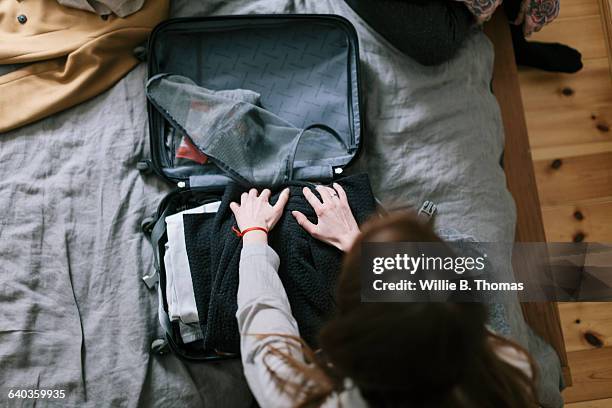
{"left": 140, "top": 14, "right": 364, "bottom": 361}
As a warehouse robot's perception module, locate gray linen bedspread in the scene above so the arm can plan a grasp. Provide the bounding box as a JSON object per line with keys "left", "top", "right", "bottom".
{"left": 0, "top": 0, "right": 562, "bottom": 406}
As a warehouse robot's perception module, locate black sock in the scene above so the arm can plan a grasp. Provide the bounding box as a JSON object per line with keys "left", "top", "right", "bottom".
{"left": 510, "top": 24, "right": 583, "bottom": 73}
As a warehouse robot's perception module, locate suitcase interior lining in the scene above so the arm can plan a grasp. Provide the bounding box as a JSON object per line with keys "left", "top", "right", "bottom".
{"left": 149, "top": 17, "right": 361, "bottom": 183}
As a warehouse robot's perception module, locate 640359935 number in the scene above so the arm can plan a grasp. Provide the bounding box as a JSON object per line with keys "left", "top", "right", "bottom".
{"left": 7, "top": 389, "right": 66, "bottom": 399}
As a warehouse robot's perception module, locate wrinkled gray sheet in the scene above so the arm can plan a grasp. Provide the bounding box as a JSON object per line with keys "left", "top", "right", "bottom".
{"left": 0, "top": 0, "right": 562, "bottom": 407}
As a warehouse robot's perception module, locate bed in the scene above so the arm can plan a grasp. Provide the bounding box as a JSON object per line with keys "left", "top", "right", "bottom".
{"left": 0, "top": 1, "right": 565, "bottom": 407}
{"left": 484, "top": 9, "right": 571, "bottom": 387}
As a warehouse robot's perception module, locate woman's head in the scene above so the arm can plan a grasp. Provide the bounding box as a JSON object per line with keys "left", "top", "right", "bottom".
{"left": 269, "top": 212, "right": 537, "bottom": 407}
{"left": 317, "top": 212, "right": 537, "bottom": 407}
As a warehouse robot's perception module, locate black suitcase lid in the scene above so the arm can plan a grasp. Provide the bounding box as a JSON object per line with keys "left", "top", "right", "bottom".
{"left": 146, "top": 15, "right": 363, "bottom": 190}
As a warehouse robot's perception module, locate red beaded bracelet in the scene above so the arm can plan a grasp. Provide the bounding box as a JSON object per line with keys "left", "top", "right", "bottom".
{"left": 232, "top": 225, "right": 268, "bottom": 238}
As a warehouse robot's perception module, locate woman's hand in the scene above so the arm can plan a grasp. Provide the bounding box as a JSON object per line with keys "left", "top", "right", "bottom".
{"left": 230, "top": 188, "right": 290, "bottom": 244}
{"left": 292, "top": 183, "right": 360, "bottom": 252}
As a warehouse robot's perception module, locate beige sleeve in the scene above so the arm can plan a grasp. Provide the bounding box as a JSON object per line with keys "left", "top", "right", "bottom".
{"left": 0, "top": 0, "right": 168, "bottom": 133}
{"left": 0, "top": 28, "right": 144, "bottom": 133}
{"left": 236, "top": 243, "right": 308, "bottom": 408}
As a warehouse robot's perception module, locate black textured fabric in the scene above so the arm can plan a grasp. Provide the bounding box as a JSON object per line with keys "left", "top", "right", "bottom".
{"left": 183, "top": 173, "right": 377, "bottom": 354}
{"left": 344, "top": 0, "right": 473, "bottom": 66}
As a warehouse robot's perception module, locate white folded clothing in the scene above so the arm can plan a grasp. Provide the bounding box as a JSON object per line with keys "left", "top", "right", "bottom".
{"left": 164, "top": 201, "right": 220, "bottom": 327}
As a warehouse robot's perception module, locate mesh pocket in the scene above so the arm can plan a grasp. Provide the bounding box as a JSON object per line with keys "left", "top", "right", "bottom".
{"left": 147, "top": 74, "right": 345, "bottom": 187}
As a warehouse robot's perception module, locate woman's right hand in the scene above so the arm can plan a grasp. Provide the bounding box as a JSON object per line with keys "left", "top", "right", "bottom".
{"left": 292, "top": 183, "right": 360, "bottom": 252}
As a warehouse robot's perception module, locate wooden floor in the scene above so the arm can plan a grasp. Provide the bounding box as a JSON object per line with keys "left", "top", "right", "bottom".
{"left": 517, "top": 0, "right": 612, "bottom": 406}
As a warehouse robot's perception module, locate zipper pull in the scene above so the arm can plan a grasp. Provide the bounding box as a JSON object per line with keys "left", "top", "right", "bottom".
{"left": 133, "top": 45, "right": 147, "bottom": 62}
{"left": 418, "top": 200, "right": 437, "bottom": 224}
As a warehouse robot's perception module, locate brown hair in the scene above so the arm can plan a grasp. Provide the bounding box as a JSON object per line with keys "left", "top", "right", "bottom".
{"left": 263, "top": 212, "right": 538, "bottom": 407}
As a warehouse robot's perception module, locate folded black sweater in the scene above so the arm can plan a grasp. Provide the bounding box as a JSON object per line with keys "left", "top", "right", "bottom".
{"left": 183, "top": 173, "right": 377, "bottom": 354}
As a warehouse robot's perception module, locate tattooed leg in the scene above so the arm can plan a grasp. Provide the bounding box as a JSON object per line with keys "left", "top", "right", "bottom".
{"left": 462, "top": 0, "right": 503, "bottom": 24}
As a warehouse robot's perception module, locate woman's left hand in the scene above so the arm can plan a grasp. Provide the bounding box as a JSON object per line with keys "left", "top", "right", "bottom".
{"left": 292, "top": 183, "right": 360, "bottom": 252}
{"left": 230, "top": 188, "right": 290, "bottom": 243}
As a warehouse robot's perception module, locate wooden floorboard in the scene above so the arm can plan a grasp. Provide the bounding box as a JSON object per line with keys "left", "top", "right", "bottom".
{"left": 532, "top": 141, "right": 612, "bottom": 161}
{"left": 566, "top": 397, "right": 612, "bottom": 407}
{"left": 519, "top": 0, "right": 612, "bottom": 404}
{"left": 542, "top": 198, "right": 612, "bottom": 242}
{"left": 521, "top": 58, "right": 612, "bottom": 115}
{"left": 529, "top": 15, "right": 607, "bottom": 60}
{"left": 563, "top": 347, "right": 612, "bottom": 402}
{"left": 555, "top": 0, "right": 602, "bottom": 19}
{"left": 524, "top": 103, "right": 612, "bottom": 150}
{"left": 559, "top": 302, "right": 612, "bottom": 353}
{"left": 534, "top": 151, "right": 612, "bottom": 206}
